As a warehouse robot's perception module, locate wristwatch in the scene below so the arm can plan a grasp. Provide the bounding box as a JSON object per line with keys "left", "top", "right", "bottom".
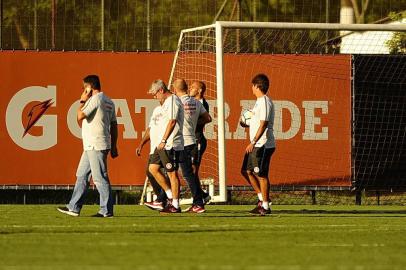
{"left": 161, "top": 139, "right": 167, "bottom": 143}
{"left": 251, "top": 139, "right": 257, "bottom": 145}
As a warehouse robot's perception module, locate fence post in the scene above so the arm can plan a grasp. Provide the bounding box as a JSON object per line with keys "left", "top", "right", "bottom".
{"left": 311, "top": 190, "right": 317, "bottom": 205}
{"left": 325, "top": 0, "right": 330, "bottom": 53}
{"left": 34, "top": 0, "right": 38, "bottom": 49}
{"left": 51, "top": 0, "right": 56, "bottom": 49}
{"left": 0, "top": 0, "right": 3, "bottom": 49}
{"left": 146, "top": 0, "right": 150, "bottom": 51}
{"left": 115, "top": 190, "right": 120, "bottom": 205}
{"left": 355, "top": 190, "right": 362, "bottom": 205}
{"left": 101, "top": 0, "right": 104, "bottom": 50}
{"left": 376, "top": 191, "right": 380, "bottom": 205}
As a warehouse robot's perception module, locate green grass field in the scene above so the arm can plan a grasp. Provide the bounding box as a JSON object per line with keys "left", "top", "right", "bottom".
{"left": 1, "top": 205, "right": 405, "bottom": 270}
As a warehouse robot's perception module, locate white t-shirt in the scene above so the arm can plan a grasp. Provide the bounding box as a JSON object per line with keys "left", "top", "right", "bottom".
{"left": 180, "top": 95, "right": 207, "bottom": 146}
{"left": 148, "top": 106, "right": 164, "bottom": 154}
{"left": 250, "top": 95, "right": 275, "bottom": 148}
{"left": 81, "top": 92, "right": 116, "bottom": 151}
{"left": 160, "top": 94, "right": 184, "bottom": 151}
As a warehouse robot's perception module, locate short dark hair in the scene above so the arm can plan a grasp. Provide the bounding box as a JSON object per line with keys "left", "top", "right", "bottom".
{"left": 198, "top": 81, "right": 206, "bottom": 95}
{"left": 83, "top": 75, "right": 101, "bottom": 90}
{"left": 251, "top": 74, "right": 269, "bottom": 94}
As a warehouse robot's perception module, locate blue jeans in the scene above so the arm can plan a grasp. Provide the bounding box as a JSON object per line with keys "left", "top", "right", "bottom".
{"left": 181, "top": 144, "right": 203, "bottom": 206}
{"left": 67, "top": 150, "right": 114, "bottom": 215}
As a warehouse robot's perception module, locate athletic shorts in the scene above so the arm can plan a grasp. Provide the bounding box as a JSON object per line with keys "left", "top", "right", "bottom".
{"left": 241, "top": 146, "right": 275, "bottom": 177}
{"left": 191, "top": 137, "right": 207, "bottom": 165}
{"left": 149, "top": 148, "right": 182, "bottom": 172}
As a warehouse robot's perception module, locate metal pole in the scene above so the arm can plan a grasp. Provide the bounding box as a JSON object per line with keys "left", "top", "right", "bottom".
{"left": 252, "top": 0, "right": 257, "bottom": 52}
{"left": 0, "top": 0, "right": 3, "bottom": 49}
{"left": 325, "top": 0, "right": 329, "bottom": 53}
{"left": 236, "top": 0, "right": 240, "bottom": 52}
{"left": 146, "top": 0, "right": 150, "bottom": 51}
{"left": 34, "top": 0, "right": 38, "bottom": 49}
{"left": 51, "top": 0, "right": 56, "bottom": 49}
{"left": 168, "top": 31, "right": 184, "bottom": 86}
{"left": 101, "top": 0, "right": 104, "bottom": 50}
{"left": 351, "top": 54, "right": 356, "bottom": 192}
{"left": 216, "top": 21, "right": 406, "bottom": 31}
{"left": 196, "top": 0, "right": 228, "bottom": 51}
{"left": 215, "top": 22, "right": 227, "bottom": 203}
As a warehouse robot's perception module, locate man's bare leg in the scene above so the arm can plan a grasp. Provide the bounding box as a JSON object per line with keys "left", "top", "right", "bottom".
{"left": 241, "top": 170, "right": 261, "bottom": 194}
{"left": 258, "top": 175, "right": 270, "bottom": 210}
{"left": 167, "top": 171, "right": 180, "bottom": 200}
{"left": 149, "top": 164, "right": 171, "bottom": 192}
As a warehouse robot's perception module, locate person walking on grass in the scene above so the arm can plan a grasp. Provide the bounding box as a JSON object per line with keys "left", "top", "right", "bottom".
{"left": 57, "top": 75, "right": 118, "bottom": 218}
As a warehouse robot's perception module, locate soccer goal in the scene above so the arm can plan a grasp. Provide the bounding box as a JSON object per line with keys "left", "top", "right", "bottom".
{"left": 168, "top": 21, "right": 406, "bottom": 203}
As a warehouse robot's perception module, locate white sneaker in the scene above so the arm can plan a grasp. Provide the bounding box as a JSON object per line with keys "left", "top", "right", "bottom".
{"left": 57, "top": 207, "right": 79, "bottom": 217}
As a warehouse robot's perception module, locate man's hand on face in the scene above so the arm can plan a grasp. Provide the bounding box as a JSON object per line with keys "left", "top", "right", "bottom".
{"left": 80, "top": 86, "right": 92, "bottom": 102}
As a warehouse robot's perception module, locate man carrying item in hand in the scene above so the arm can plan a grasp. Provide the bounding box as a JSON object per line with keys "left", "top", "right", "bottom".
{"left": 240, "top": 74, "right": 275, "bottom": 216}
{"left": 57, "top": 75, "right": 118, "bottom": 218}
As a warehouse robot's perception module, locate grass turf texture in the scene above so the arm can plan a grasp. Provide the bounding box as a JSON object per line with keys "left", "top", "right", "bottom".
{"left": 0, "top": 205, "right": 405, "bottom": 270}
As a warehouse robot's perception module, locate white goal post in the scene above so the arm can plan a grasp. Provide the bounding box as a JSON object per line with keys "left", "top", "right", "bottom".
{"left": 162, "top": 21, "right": 406, "bottom": 204}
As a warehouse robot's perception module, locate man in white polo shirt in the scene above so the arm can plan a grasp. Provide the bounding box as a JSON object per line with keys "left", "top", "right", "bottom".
{"left": 136, "top": 102, "right": 169, "bottom": 210}
{"left": 147, "top": 79, "right": 184, "bottom": 213}
{"left": 240, "top": 73, "right": 275, "bottom": 216}
{"left": 173, "top": 79, "right": 211, "bottom": 213}
{"left": 57, "top": 75, "right": 118, "bottom": 218}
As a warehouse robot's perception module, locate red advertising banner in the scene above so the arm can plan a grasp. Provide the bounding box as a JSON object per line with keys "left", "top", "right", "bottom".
{"left": 0, "top": 52, "right": 351, "bottom": 187}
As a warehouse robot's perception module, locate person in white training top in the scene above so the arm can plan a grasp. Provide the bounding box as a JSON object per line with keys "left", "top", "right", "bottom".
{"left": 57, "top": 75, "right": 118, "bottom": 218}
{"left": 136, "top": 102, "right": 170, "bottom": 210}
{"left": 147, "top": 79, "right": 184, "bottom": 213}
{"left": 173, "top": 79, "right": 211, "bottom": 213}
{"left": 240, "top": 73, "right": 276, "bottom": 216}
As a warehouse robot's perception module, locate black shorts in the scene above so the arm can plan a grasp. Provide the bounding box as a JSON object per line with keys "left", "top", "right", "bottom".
{"left": 191, "top": 137, "right": 207, "bottom": 166}
{"left": 149, "top": 148, "right": 181, "bottom": 172}
{"left": 241, "top": 147, "right": 275, "bottom": 177}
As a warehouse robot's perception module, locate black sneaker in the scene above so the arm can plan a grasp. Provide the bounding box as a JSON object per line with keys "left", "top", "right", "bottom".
{"left": 249, "top": 201, "right": 262, "bottom": 214}
{"left": 160, "top": 205, "right": 181, "bottom": 214}
{"left": 203, "top": 193, "right": 211, "bottom": 205}
{"left": 159, "top": 201, "right": 181, "bottom": 214}
{"left": 91, "top": 213, "right": 114, "bottom": 218}
{"left": 258, "top": 207, "right": 271, "bottom": 216}
{"left": 57, "top": 207, "right": 79, "bottom": 217}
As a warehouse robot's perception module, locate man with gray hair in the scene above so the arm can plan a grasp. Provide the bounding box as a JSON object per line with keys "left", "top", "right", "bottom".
{"left": 146, "top": 79, "right": 184, "bottom": 213}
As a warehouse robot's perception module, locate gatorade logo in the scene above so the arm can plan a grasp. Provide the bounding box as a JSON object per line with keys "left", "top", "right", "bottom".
{"left": 6, "top": 86, "right": 57, "bottom": 151}
{"left": 23, "top": 99, "right": 54, "bottom": 137}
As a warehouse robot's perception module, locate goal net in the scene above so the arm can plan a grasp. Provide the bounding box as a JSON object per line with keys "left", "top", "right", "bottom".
{"left": 169, "top": 22, "right": 406, "bottom": 202}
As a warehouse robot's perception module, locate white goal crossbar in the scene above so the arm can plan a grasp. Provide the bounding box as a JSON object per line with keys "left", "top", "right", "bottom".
{"left": 164, "top": 21, "right": 406, "bottom": 204}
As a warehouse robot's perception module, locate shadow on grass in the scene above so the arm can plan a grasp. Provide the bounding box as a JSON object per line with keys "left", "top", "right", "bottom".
{"left": 271, "top": 209, "right": 406, "bottom": 215}
{"left": 114, "top": 208, "right": 406, "bottom": 218}
{"left": 0, "top": 228, "right": 252, "bottom": 235}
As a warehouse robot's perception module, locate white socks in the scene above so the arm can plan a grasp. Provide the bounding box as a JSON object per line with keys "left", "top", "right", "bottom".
{"left": 262, "top": 201, "right": 269, "bottom": 210}
{"left": 172, "top": 199, "right": 179, "bottom": 209}
{"left": 165, "top": 190, "right": 173, "bottom": 199}
{"left": 257, "top": 193, "right": 263, "bottom": 201}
